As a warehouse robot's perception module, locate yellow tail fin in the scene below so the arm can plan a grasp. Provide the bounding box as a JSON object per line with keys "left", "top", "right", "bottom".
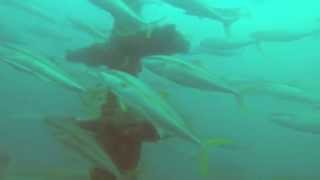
{"left": 199, "top": 138, "right": 234, "bottom": 177}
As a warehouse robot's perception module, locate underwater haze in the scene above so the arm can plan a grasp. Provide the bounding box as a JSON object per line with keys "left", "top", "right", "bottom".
{"left": 1, "top": 0, "right": 320, "bottom": 180}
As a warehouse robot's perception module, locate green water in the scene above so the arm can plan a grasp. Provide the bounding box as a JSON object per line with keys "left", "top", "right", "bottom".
{"left": 1, "top": 0, "right": 320, "bottom": 179}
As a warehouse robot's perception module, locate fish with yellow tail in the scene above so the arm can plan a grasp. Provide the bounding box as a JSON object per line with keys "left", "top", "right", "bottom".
{"left": 88, "top": 0, "right": 161, "bottom": 37}
{"left": 162, "top": 0, "right": 247, "bottom": 36}
{"left": 45, "top": 118, "right": 131, "bottom": 180}
{"left": 98, "top": 70, "right": 234, "bottom": 176}
{"left": 270, "top": 113, "right": 320, "bottom": 134}
{"left": 0, "top": 44, "right": 86, "bottom": 93}
{"left": 250, "top": 28, "right": 320, "bottom": 51}
{"left": 143, "top": 55, "right": 245, "bottom": 110}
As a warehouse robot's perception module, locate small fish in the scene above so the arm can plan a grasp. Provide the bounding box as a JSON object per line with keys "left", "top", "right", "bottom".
{"left": 270, "top": 113, "right": 320, "bottom": 134}
{"left": 162, "top": 0, "right": 245, "bottom": 36}
{"left": 234, "top": 80, "right": 320, "bottom": 109}
{"left": 197, "top": 37, "right": 255, "bottom": 51}
{"left": 250, "top": 28, "right": 320, "bottom": 50}
{"left": 191, "top": 48, "right": 241, "bottom": 57}
{"left": 191, "top": 37, "right": 254, "bottom": 56}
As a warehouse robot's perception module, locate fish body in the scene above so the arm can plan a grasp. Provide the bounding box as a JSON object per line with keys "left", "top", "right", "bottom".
{"left": 144, "top": 55, "right": 241, "bottom": 99}
{"left": 0, "top": 28, "right": 24, "bottom": 45}
{"left": 237, "top": 81, "right": 320, "bottom": 107}
{"left": 99, "top": 70, "right": 201, "bottom": 144}
{"left": 0, "top": 45, "right": 85, "bottom": 93}
{"left": 123, "top": 0, "right": 148, "bottom": 14}
{"left": 28, "top": 27, "right": 72, "bottom": 42}
{"left": 192, "top": 47, "right": 240, "bottom": 57}
{"left": 192, "top": 37, "right": 254, "bottom": 56}
{"left": 88, "top": 0, "right": 147, "bottom": 34}
{"left": 67, "top": 17, "right": 107, "bottom": 40}
{"left": 250, "top": 29, "right": 320, "bottom": 43}
{"left": 45, "top": 119, "right": 125, "bottom": 179}
{"left": 199, "top": 37, "right": 255, "bottom": 50}
{"left": 270, "top": 113, "right": 320, "bottom": 134}
{"left": 89, "top": 70, "right": 234, "bottom": 177}
{"left": 163, "top": 0, "right": 241, "bottom": 35}
{"left": 2, "top": 0, "right": 56, "bottom": 24}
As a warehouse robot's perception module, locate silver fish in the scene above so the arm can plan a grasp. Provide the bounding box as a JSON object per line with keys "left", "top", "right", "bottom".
{"left": 0, "top": 45, "right": 86, "bottom": 93}
{"left": 144, "top": 55, "right": 244, "bottom": 108}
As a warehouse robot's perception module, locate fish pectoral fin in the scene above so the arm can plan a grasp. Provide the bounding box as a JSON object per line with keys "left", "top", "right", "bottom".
{"left": 118, "top": 99, "right": 128, "bottom": 112}
{"left": 154, "top": 126, "right": 173, "bottom": 140}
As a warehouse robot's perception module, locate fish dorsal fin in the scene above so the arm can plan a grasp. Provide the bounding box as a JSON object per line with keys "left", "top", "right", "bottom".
{"left": 118, "top": 98, "right": 128, "bottom": 112}
{"left": 154, "top": 126, "right": 174, "bottom": 140}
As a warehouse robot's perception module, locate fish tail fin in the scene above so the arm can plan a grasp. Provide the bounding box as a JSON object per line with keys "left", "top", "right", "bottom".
{"left": 144, "top": 16, "right": 167, "bottom": 38}
{"left": 234, "top": 93, "right": 247, "bottom": 112}
{"left": 255, "top": 41, "right": 264, "bottom": 52}
{"left": 223, "top": 21, "right": 232, "bottom": 37}
{"left": 222, "top": 18, "right": 237, "bottom": 37}
{"left": 198, "top": 138, "right": 234, "bottom": 177}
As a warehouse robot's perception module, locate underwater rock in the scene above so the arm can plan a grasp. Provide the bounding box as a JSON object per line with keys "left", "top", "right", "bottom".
{"left": 65, "top": 24, "right": 190, "bottom": 75}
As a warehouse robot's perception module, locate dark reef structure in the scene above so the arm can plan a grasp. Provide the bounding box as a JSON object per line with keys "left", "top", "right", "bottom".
{"left": 66, "top": 24, "right": 190, "bottom": 74}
